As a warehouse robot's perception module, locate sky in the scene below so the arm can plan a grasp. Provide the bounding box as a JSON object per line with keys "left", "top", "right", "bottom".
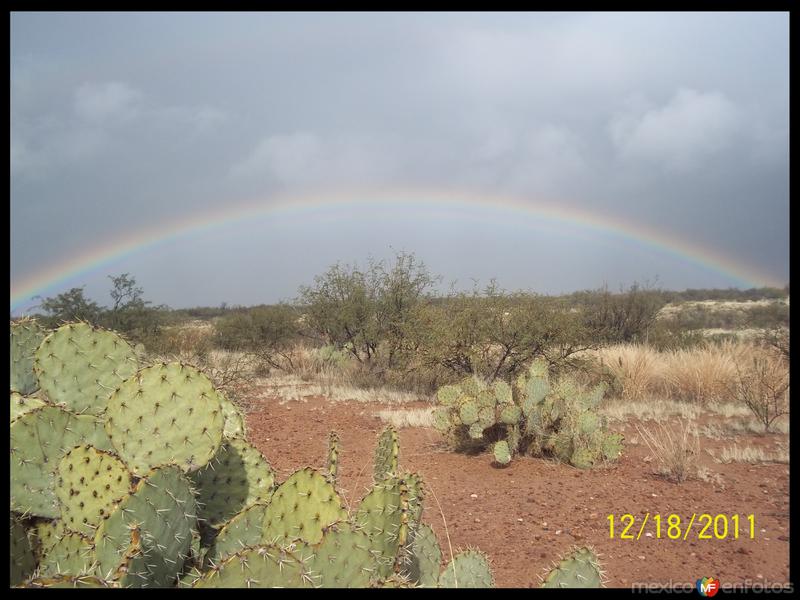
{"left": 10, "top": 12, "right": 789, "bottom": 313}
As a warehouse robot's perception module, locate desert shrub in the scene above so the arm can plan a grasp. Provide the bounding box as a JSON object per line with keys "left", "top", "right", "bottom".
{"left": 416, "top": 283, "right": 594, "bottom": 383}
{"left": 726, "top": 352, "right": 789, "bottom": 433}
{"left": 214, "top": 303, "right": 301, "bottom": 372}
{"left": 636, "top": 419, "right": 700, "bottom": 483}
{"left": 298, "top": 251, "right": 438, "bottom": 373}
{"left": 576, "top": 281, "right": 667, "bottom": 344}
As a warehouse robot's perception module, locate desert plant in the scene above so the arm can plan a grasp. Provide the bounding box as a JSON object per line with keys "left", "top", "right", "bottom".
{"left": 635, "top": 419, "right": 700, "bottom": 483}
{"left": 727, "top": 355, "right": 789, "bottom": 433}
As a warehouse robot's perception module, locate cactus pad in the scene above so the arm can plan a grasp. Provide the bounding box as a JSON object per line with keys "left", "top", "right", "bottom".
{"left": 11, "top": 515, "right": 37, "bottom": 585}
{"left": 11, "top": 390, "right": 47, "bottom": 422}
{"left": 436, "top": 385, "right": 461, "bottom": 406}
{"left": 38, "top": 530, "right": 96, "bottom": 577}
{"left": 326, "top": 431, "right": 340, "bottom": 485}
{"left": 407, "top": 523, "right": 441, "bottom": 587}
{"left": 458, "top": 400, "right": 479, "bottom": 426}
{"left": 541, "top": 546, "right": 603, "bottom": 588}
{"left": 55, "top": 445, "right": 132, "bottom": 536}
{"left": 300, "top": 521, "right": 377, "bottom": 587}
{"left": 33, "top": 322, "right": 138, "bottom": 415}
{"left": 355, "top": 476, "right": 410, "bottom": 579}
{"left": 493, "top": 441, "right": 511, "bottom": 466}
{"left": 374, "top": 426, "right": 399, "bottom": 482}
{"left": 94, "top": 465, "right": 197, "bottom": 588}
{"left": 194, "top": 545, "right": 315, "bottom": 588}
{"left": 190, "top": 437, "right": 275, "bottom": 527}
{"left": 262, "top": 467, "right": 347, "bottom": 546}
{"left": 11, "top": 405, "right": 112, "bottom": 518}
{"left": 105, "top": 362, "right": 225, "bottom": 475}
{"left": 439, "top": 549, "right": 494, "bottom": 588}
{"left": 204, "top": 502, "right": 268, "bottom": 567}
{"left": 11, "top": 318, "right": 46, "bottom": 395}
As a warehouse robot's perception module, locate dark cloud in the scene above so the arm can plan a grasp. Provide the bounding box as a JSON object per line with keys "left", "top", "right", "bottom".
{"left": 10, "top": 12, "right": 789, "bottom": 312}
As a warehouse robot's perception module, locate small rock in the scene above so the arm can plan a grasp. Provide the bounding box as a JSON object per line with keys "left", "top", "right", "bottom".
{"left": 757, "top": 574, "right": 764, "bottom": 579}
{"left": 474, "top": 518, "right": 480, "bottom": 523}
{"left": 470, "top": 494, "right": 478, "bottom": 499}
{"left": 589, "top": 513, "right": 598, "bottom": 519}
{"left": 645, "top": 532, "right": 653, "bottom": 538}
{"left": 542, "top": 522, "right": 548, "bottom": 528}
{"left": 638, "top": 555, "right": 646, "bottom": 560}
{"left": 555, "top": 530, "right": 562, "bottom": 535}
{"left": 651, "top": 493, "right": 658, "bottom": 497}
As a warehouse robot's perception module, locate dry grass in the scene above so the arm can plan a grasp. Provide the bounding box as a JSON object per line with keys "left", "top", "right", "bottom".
{"left": 711, "top": 443, "right": 790, "bottom": 464}
{"left": 377, "top": 407, "right": 436, "bottom": 429}
{"left": 254, "top": 373, "right": 428, "bottom": 405}
{"left": 601, "top": 399, "right": 701, "bottom": 422}
{"left": 589, "top": 340, "right": 788, "bottom": 407}
{"left": 635, "top": 419, "right": 701, "bottom": 483}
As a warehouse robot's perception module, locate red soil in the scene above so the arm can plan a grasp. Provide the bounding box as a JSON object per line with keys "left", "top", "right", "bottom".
{"left": 241, "top": 391, "right": 790, "bottom": 589}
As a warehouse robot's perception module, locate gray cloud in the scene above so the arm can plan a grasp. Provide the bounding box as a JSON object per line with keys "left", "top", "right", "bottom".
{"left": 10, "top": 12, "right": 789, "bottom": 312}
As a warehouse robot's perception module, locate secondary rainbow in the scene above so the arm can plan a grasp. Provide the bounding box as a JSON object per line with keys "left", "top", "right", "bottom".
{"left": 10, "top": 187, "right": 782, "bottom": 310}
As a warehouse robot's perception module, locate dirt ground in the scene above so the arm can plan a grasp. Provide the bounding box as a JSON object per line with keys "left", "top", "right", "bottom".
{"left": 240, "top": 390, "right": 790, "bottom": 589}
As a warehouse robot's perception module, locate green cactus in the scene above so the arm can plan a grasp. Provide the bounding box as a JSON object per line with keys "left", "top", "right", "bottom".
{"left": 601, "top": 432, "right": 624, "bottom": 461}
{"left": 220, "top": 393, "right": 246, "bottom": 439}
{"left": 193, "top": 545, "right": 315, "bottom": 588}
{"left": 458, "top": 400, "right": 479, "bottom": 426}
{"left": 468, "top": 423, "right": 484, "bottom": 440}
{"left": 11, "top": 405, "right": 112, "bottom": 518}
{"left": 94, "top": 465, "right": 197, "bottom": 588}
{"left": 204, "top": 502, "right": 268, "bottom": 567}
{"left": 10, "top": 390, "right": 47, "bottom": 422}
{"left": 23, "top": 574, "right": 115, "bottom": 588}
{"left": 262, "top": 467, "right": 347, "bottom": 546}
{"left": 407, "top": 523, "right": 441, "bottom": 587}
{"left": 541, "top": 546, "right": 604, "bottom": 588}
{"left": 326, "top": 430, "right": 341, "bottom": 485}
{"left": 55, "top": 445, "right": 132, "bottom": 537}
{"left": 190, "top": 437, "right": 275, "bottom": 527}
{"left": 493, "top": 441, "right": 511, "bottom": 466}
{"left": 299, "top": 521, "right": 378, "bottom": 588}
{"left": 493, "top": 380, "right": 513, "bottom": 404}
{"left": 33, "top": 322, "right": 138, "bottom": 415}
{"left": 570, "top": 447, "right": 596, "bottom": 470}
{"left": 11, "top": 318, "right": 47, "bottom": 395}
{"left": 30, "top": 519, "right": 67, "bottom": 563}
{"left": 374, "top": 426, "right": 399, "bottom": 482}
{"left": 11, "top": 515, "right": 37, "bottom": 585}
{"left": 432, "top": 408, "right": 452, "bottom": 433}
{"left": 499, "top": 404, "right": 522, "bottom": 425}
{"left": 439, "top": 549, "right": 494, "bottom": 588}
{"left": 355, "top": 476, "right": 410, "bottom": 579}
{"left": 436, "top": 384, "right": 461, "bottom": 406}
{"left": 38, "top": 530, "right": 96, "bottom": 578}
{"left": 104, "top": 362, "right": 225, "bottom": 475}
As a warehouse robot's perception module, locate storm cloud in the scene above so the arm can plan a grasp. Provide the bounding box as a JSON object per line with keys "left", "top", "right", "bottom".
{"left": 10, "top": 12, "right": 789, "bottom": 311}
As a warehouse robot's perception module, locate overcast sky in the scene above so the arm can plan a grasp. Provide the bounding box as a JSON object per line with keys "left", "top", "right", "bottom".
{"left": 10, "top": 12, "right": 789, "bottom": 312}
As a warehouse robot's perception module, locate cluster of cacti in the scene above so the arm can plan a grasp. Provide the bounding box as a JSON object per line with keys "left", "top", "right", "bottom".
{"left": 433, "top": 360, "right": 624, "bottom": 469}
{"left": 11, "top": 320, "right": 507, "bottom": 588}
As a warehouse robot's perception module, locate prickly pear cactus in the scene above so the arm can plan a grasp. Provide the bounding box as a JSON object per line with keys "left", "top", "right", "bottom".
{"left": 297, "top": 521, "right": 378, "bottom": 588}
{"left": 11, "top": 405, "right": 112, "bottom": 518}
{"left": 11, "top": 318, "right": 46, "bottom": 395}
{"left": 194, "top": 545, "right": 315, "bottom": 588}
{"left": 104, "top": 362, "right": 225, "bottom": 475}
{"left": 30, "top": 519, "right": 67, "bottom": 562}
{"left": 23, "top": 574, "right": 115, "bottom": 588}
{"left": 541, "top": 546, "right": 604, "bottom": 588}
{"left": 374, "top": 426, "right": 399, "bottom": 482}
{"left": 326, "top": 431, "right": 340, "bottom": 485}
{"left": 38, "top": 530, "right": 96, "bottom": 578}
{"left": 204, "top": 502, "right": 269, "bottom": 567}
{"left": 262, "top": 467, "right": 347, "bottom": 546}
{"left": 355, "top": 476, "right": 411, "bottom": 579}
{"left": 94, "top": 466, "right": 197, "bottom": 588}
{"left": 493, "top": 440, "right": 511, "bottom": 466}
{"left": 10, "top": 390, "right": 47, "bottom": 422}
{"left": 219, "top": 393, "right": 246, "bottom": 439}
{"left": 33, "top": 322, "right": 138, "bottom": 415}
{"left": 407, "top": 523, "right": 442, "bottom": 587}
{"left": 190, "top": 437, "right": 275, "bottom": 527}
{"left": 439, "top": 549, "right": 494, "bottom": 588}
{"left": 55, "top": 445, "right": 132, "bottom": 536}
{"left": 11, "top": 515, "right": 37, "bottom": 585}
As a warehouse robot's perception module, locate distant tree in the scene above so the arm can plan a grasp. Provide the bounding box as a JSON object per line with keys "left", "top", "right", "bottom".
{"left": 104, "top": 273, "right": 164, "bottom": 337}
{"left": 581, "top": 281, "right": 666, "bottom": 344}
{"left": 37, "top": 287, "right": 102, "bottom": 326}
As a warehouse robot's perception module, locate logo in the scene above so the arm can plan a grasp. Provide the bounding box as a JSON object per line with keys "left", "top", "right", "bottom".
{"left": 697, "top": 577, "right": 720, "bottom": 597}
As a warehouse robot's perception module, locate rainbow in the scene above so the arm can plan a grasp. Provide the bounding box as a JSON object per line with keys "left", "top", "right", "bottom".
{"left": 10, "top": 187, "right": 783, "bottom": 311}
